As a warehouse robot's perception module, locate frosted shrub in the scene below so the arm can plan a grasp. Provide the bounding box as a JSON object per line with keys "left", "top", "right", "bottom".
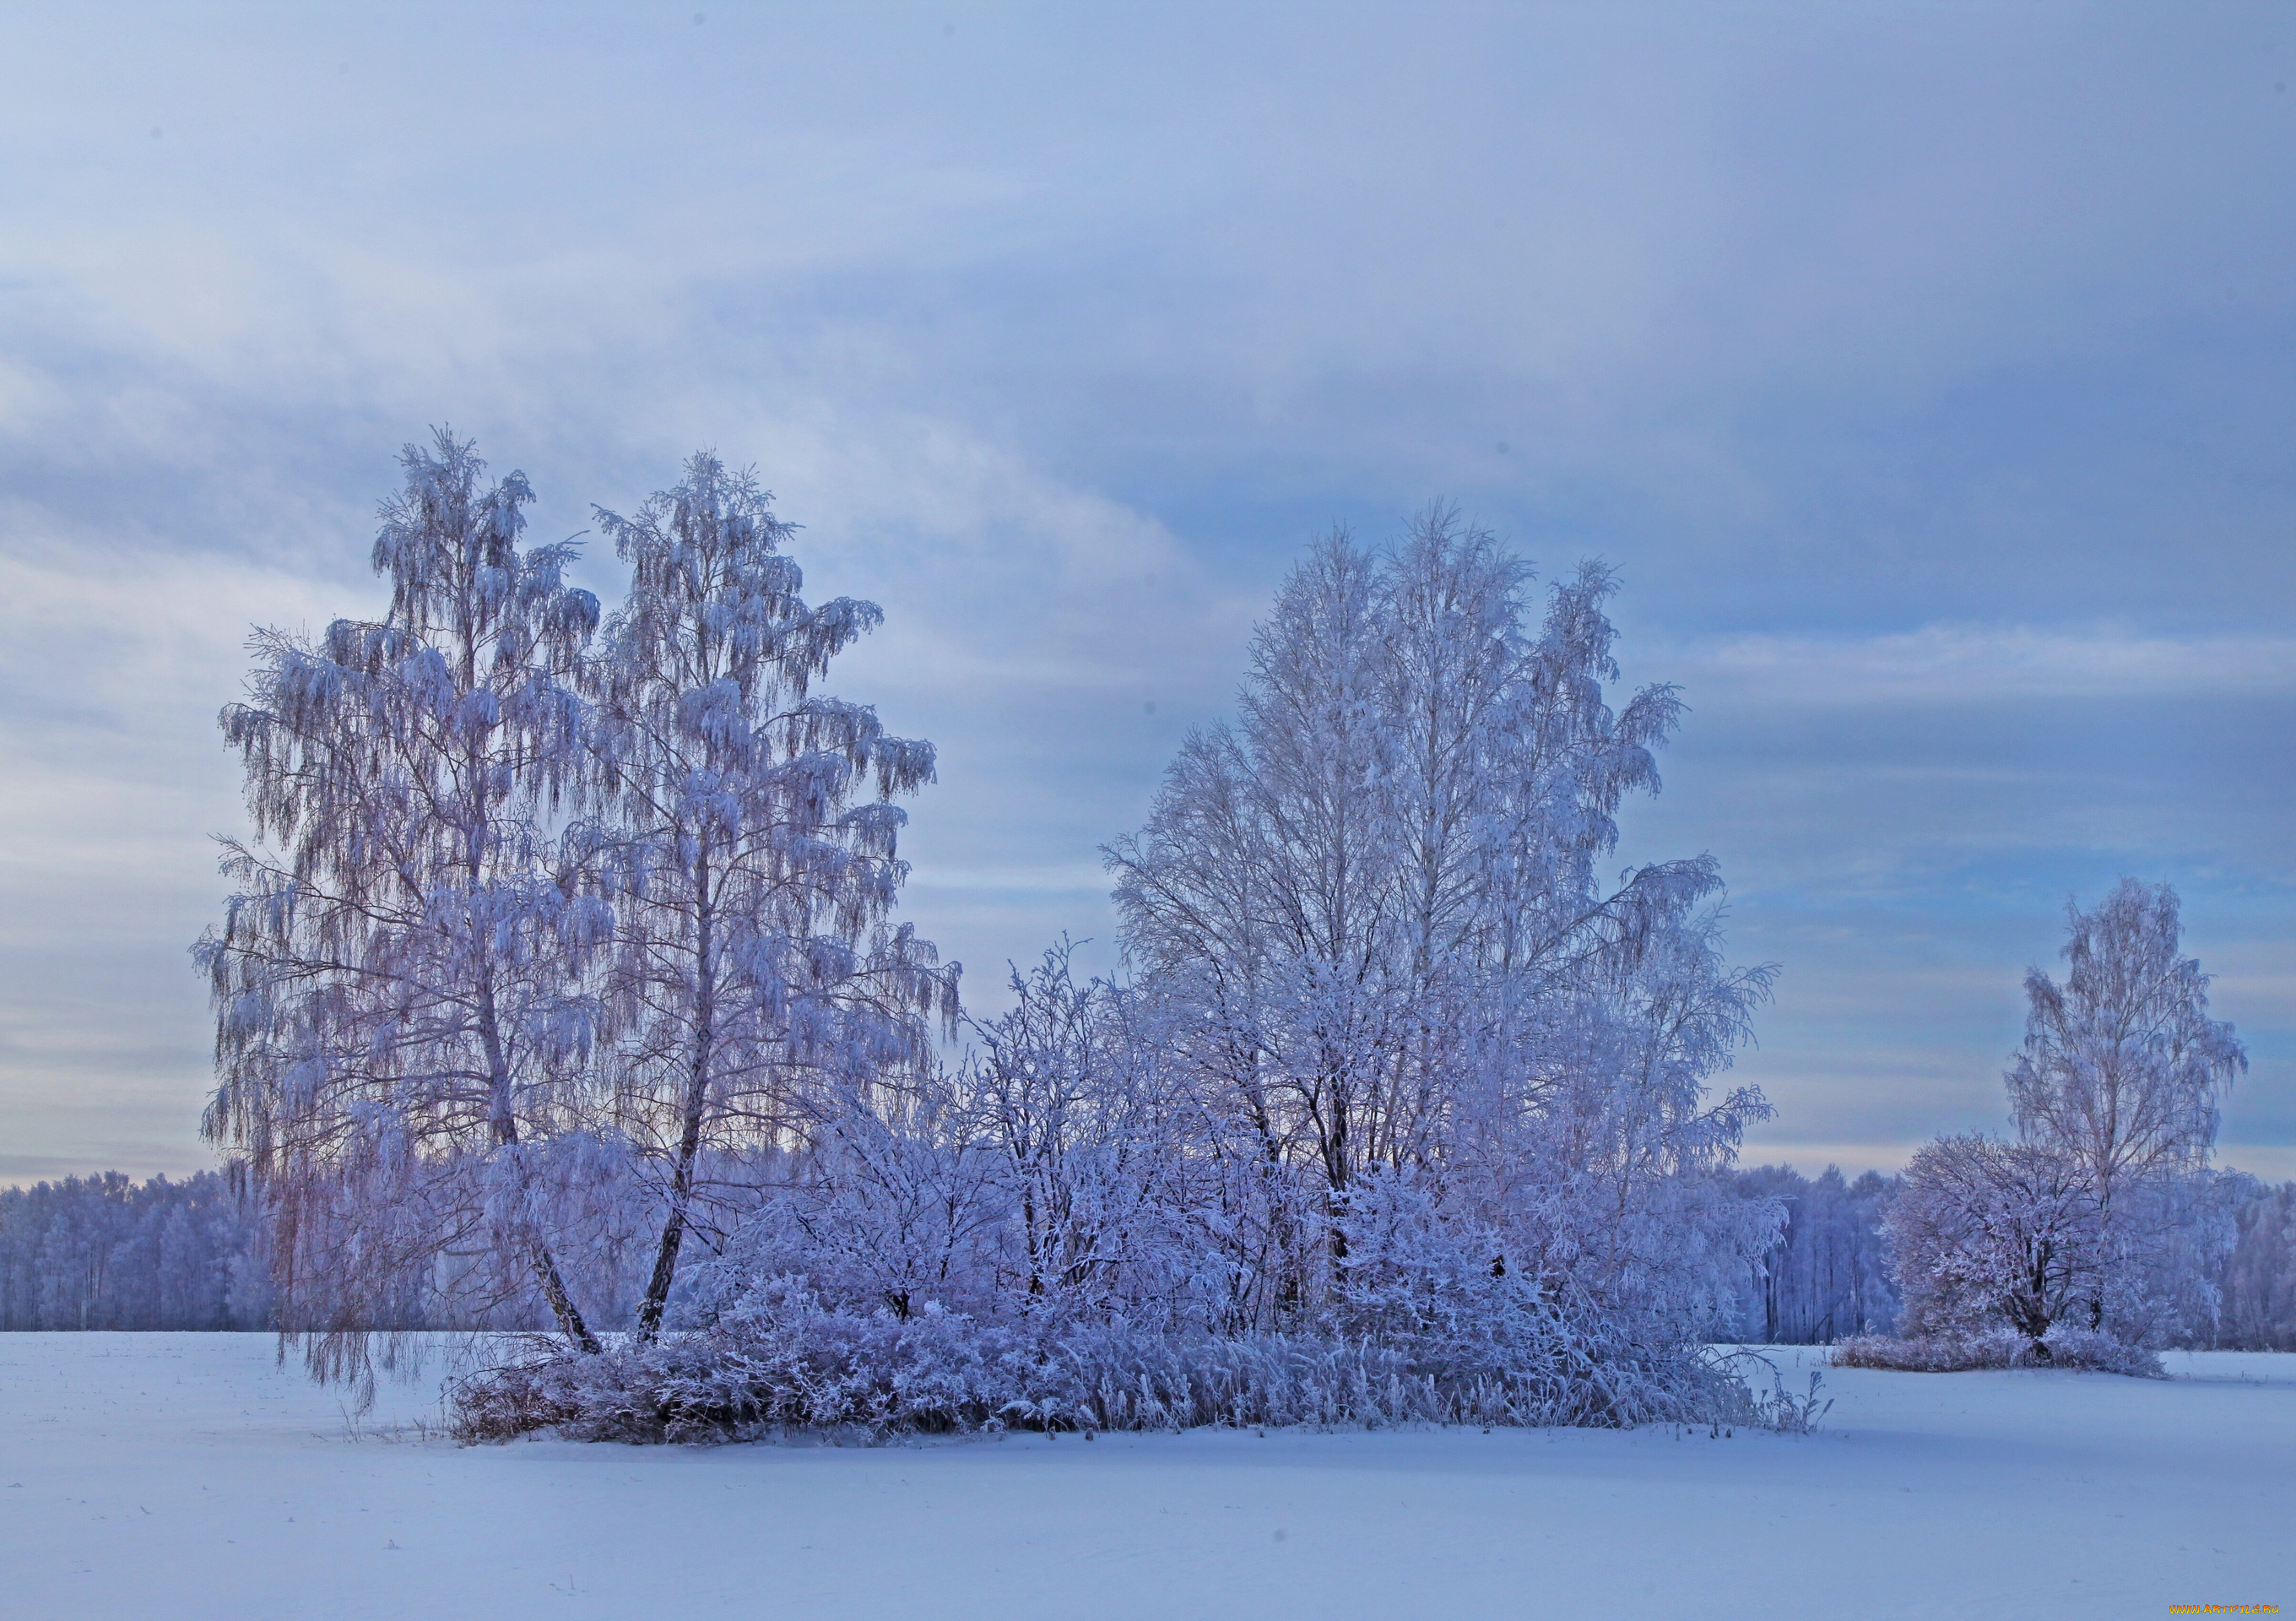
{"left": 1829, "top": 1331, "right": 2020, "bottom": 1374}
{"left": 451, "top": 1275, "right": 1763, "bottom": 1442}
{"left": 452, "top": 1134, "right": 1772, "bottom": 1439}
{"left": 1830, "top": 1327, "right": 2163, "bottom": 1378}
{"left": 2029, "top": 1324, "right": 2167, "bottom": 1377}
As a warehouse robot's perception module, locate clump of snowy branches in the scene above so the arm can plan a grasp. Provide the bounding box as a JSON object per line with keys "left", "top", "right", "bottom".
{"left": 451, "top": 1172, "right": 1799, "bottom": 1441}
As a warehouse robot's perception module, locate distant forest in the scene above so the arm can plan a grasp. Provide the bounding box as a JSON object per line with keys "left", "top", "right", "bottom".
{"left": 9, "top": 1163, "right": 2293, "bottom": 1347}
{"left": 0, "top": 1171, "right": 269, "bottom": 1331}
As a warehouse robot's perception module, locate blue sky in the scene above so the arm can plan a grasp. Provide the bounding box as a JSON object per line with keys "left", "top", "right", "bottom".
{"left": 2, "top": 3, "right": 2290, "bottom": 1184}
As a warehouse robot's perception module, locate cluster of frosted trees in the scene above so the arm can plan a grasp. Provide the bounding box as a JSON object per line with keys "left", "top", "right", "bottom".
{"left": 203, "top": 435, "right": 1793, "bottom": 1432}
{"left": 1846, "top": 881, "right": 2250, "bottom": 1371}
{"left": 202, "top": 433, "right": 953, "bottom": 1362}
{"left": 0, "top": 1172, "right": 268, "bottom": 1331}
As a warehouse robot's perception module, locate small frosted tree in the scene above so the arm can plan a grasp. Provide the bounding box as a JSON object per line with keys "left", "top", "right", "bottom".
{"left": 1889, "top": 1136, "right": 2103, "bottom": 1357}
{"left": 2008, "top": 879, "right": 2245, "bottom": 1331}
{"left": 201, "top": 431, "right": 605, "bottom": 1358}
{"left": 1873, "top": 880, "right": 2247, "bottom": 1363}
{"left": 581, "top": 453, "right": 956, "bottom": 1339}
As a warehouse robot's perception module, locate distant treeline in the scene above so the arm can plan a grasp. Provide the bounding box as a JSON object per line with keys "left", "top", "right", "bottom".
{"left": 2212, "top": 1180, "right": 2296, "bottom": 1351}
{"left": 1734, "top": 1165, "right": 1902, "bottom": 1343}
{"left": 5, "top": 1163, "right": 2293, "bottom": 1346}
{"left": 0, "top": 1171, "right": 270, "bottom": 1331}
{"left": 1731, "top": 1163, "right": 2296, "bottom": 1350}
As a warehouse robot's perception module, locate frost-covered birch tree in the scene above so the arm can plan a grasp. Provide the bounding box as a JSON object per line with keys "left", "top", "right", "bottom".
{"left": 580, "top": 453, "right": 956, "bottom": 1339}
{"left": 1107, "top": 511, "right": 1774, "bottom": 1330}
{"left": 200, "top": 431, "right": 605, "bottom": 1358}
{"left": 2007, "top": 878, "right": 2245, "bottom": 1333}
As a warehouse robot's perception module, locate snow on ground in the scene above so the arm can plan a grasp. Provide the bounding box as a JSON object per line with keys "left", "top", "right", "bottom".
{"left": 0, "top": 1335, "right": 2286, "bottom": 1619}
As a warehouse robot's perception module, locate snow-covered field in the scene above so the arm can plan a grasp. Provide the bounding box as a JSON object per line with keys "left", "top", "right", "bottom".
{"left": 1, "top": 1335, "right": 2285, "bottom": 1619}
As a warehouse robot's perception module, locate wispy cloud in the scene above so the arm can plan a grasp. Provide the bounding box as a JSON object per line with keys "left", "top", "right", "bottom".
{"left": 1683, "top": 625, "right": 2296, "bottom": 707}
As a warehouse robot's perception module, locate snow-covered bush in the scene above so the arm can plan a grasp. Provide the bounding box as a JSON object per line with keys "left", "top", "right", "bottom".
{"left": 450, "top": 1272, "right": 1767, "bottom": 1443}
{"left": 1829, "top": 1331, "right": 2012, "bottom": 1373}
{"left": 1830, "top": 1326, "right": 2163, "bottom": 1377}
